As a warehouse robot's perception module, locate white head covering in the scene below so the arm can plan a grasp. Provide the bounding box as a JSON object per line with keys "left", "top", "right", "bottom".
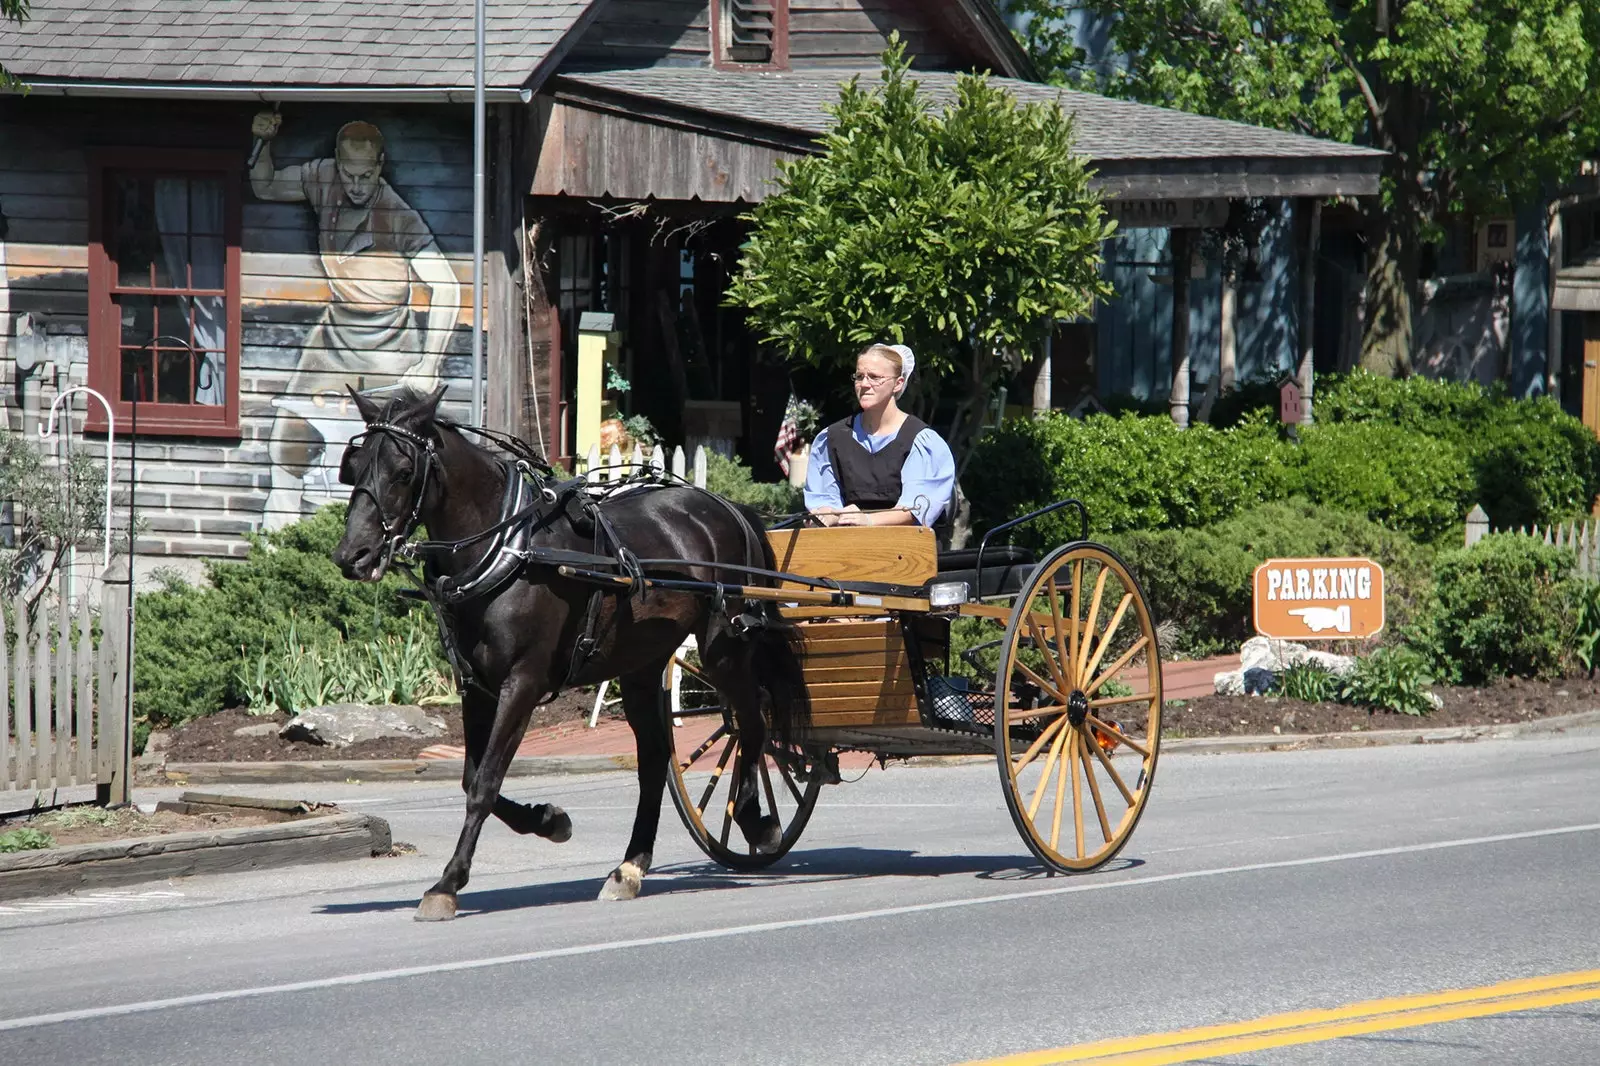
{"left": 885, "top": 343, "right": 914, "bottom": 396}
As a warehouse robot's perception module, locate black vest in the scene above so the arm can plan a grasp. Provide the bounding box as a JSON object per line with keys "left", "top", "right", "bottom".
{"left": 826, "top": 414, "right": 929, "bottom": 512}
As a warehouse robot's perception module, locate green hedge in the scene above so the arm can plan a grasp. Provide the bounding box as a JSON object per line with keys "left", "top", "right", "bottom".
{"left": 1106, "top": 500, "right": 1431, "bottom": 658}
{"left": 1290, "top": 422, "right": 1474, "bottom": 543}
{"left": 1410, "top": 533, "right": 1577, "bottom": 683}
{"left": 135, "top": 506, "right": 436, "bottom": 729}
{"left": 705, "top": 452, "right": 803, "bottom": 519}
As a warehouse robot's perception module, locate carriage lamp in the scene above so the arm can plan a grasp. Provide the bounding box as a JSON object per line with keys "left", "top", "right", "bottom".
{"left": 927, "top": 581, "right": 970, "bottom": 609}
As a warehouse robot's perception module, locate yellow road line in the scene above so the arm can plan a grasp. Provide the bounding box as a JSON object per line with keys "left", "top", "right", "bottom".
{"left": 965, "top": 969, "right": 1600, "bottom": 1066}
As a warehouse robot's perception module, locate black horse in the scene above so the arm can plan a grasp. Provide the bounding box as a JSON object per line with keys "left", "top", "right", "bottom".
{"left": 331, "top": 386, "right": 810, "bottom": 920}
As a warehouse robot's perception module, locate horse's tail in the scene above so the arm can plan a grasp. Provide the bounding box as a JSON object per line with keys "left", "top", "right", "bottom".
{"left": 738, "top": 504, "right": 812, "bottom": 751}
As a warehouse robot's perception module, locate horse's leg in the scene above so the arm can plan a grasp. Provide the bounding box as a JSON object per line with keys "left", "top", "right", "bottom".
{"left": 599, "top": 666, "right": 672, "bottom": 901}
{"left": 417, "top": 673, "right": 541, "bottom": 922}
{"left": 701, "top": 632, "right": 782, "bottom": 853}
{"left": 459, "top": 687, "right": 572, "bottom": 843}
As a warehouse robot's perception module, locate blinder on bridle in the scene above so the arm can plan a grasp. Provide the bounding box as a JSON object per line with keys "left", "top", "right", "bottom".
{"left": 338, "top": 441, "right": 364, "bottom": 486}
{"left": 341, "top": 419, "right": 439, "bottom": 569}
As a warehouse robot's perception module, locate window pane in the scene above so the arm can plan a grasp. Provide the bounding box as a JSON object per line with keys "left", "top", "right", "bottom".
{"left": 190, "top": 233, "right": 225, "bottom": 290}
{"left": 119, "top": 347, "right": 154, "bottom": 403}
{"left": 113, "top": 175, "right": 163, "bottom": 288}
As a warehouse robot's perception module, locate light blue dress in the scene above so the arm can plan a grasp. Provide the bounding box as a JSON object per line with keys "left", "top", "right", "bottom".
{"left": 803, "top": 415, "right": 957, "bottom": 526}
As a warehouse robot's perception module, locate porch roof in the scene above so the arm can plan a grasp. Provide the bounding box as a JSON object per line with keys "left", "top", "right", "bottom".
{"left": 0, "top": 0, "right": 592, "bottom": 96}
{"left": 554, "top": 67, "right": 1387, "bottom": 200}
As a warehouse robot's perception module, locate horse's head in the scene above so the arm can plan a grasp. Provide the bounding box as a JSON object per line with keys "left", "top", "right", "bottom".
{"left": 332, "top": 384, "right": 447, "bottom": 582}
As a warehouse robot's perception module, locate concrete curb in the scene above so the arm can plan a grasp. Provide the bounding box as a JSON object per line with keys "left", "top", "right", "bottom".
{"left": 146, "top": 710, "right": 1600, "bottom": 786}
{"left": 0, "top": 812, "right": 393, "bottom": 901}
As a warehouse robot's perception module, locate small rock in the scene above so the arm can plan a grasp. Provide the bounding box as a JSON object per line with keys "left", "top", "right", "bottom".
{"left": 1273, "top": 725, "right": 1282, "bottom": 734}
{"left": 280, "top": 704, "right": 446, "bottom": 748}
{"left": 1214, "top": 670, "right": 1245, "bottom": 696}
{"left": 144, "top": 730, "right": 171, "bottom": 754}
{"left": 1557, "top": 690, "right": 1570, "bottom": 697}
{"left": 1425, "top": 691, "right": 1444, "bottom": 711}
{"left": 233, "top": 722, "right": 280, "bottom": 738}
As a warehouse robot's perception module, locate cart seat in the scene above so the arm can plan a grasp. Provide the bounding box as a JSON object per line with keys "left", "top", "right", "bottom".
{"left": 933, "top": 544, "right": 1035, "bottom": 599}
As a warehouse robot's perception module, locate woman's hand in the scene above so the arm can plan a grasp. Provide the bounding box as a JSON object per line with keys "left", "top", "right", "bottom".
{"left": 833, "top": 506, "right": 871, "bottom": 527}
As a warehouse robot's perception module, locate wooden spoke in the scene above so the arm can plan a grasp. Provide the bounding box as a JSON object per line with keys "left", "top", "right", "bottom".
{"left": 1028, "top": 721, "right": 1072, "bottom": 819}
{"left": 1083, "top": 636, "right": 1150, "bottom": 699}
{"left": 776, "top": 756, "right": 805, "bottom": 804}
{"left": 674, "top": 656, "right": 711, "bottom": 683}
{"left": 1014, "top": 703, "right": 1069, "bottom": 721}
{"left": 679, "top": 723, "right": 729, "bottom": 772}
{"left": 759, "top": 758, "right": 779, "bottom": 823}
{"left": 1075, "top": 566, "right": 1110, "bottom": 685}
{"left": 1012, "top": 715, "right": 1068, "bottom": 775}
{"left": 720, "top": 787, "right": 735, "bottom": 849}
{"left": 1069, "top": 728, "right": 1085, "bottom": 857}
{"left": 1078, "top": 729, "right": 1112, "bottom": 843}
{"left": 1047, "top": 576, "right": 1072, "bottom": 686}
{"left": 1087, "top": 715, "right": 1152, "bottom": 758}
{"left": 1068, "top": 560, "right": 1082, "bottom": 685}
{"left": 1027, "top": 616, "right": 1071, "bottom": 696}
{"left": 697, "top": 734, "right": 738, "bottom": 815}
{"left": 1050, "top": 728, "right": 1071, "bottom": 852}
{"left": 1089, "top": 732, "right": 1137, "bottom": 806}
{"left": 1089, "top": 691, "right": 1158, "bottom": 708}
{"left": 1081, "top": 593, "right": 1133, "bottom": 685}
{"left": 1012, "top": 656, "right": 1067, "bottom": 704}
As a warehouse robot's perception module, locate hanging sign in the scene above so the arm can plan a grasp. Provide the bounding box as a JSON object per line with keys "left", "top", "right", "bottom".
{"left": 1105, "top": 197, "right": 1229, "bottom": 229}
{"left": 1253, "top": 557, "right": 1386, "bottom": 640}
{"left": 1279, "top": 379, "right": 1303, "bottom": 424}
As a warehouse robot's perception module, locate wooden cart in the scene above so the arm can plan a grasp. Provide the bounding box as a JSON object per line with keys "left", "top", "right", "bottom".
{"left": 660, "top": 504, "right": 1163, "bottom": 875}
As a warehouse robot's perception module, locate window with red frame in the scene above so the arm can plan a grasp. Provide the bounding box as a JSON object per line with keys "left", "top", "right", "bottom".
{"left": 713, "top": 0, "right": 787, "bottom": 68}
{"left": 89, "top": 152, "right": 242, "bottom": 436}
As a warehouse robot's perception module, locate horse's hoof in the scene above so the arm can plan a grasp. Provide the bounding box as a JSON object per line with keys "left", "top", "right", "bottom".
{"left": 414, "top": 892, "right": 458, "bottom": 922}
{"left": 597, "top": 861, "right": 645, "bottom": 902}
{"left": 540, "top": 807, "right": 573, "bottom": 844}
{"left": 751, "top": 816, "right": 783, "bottom": 855}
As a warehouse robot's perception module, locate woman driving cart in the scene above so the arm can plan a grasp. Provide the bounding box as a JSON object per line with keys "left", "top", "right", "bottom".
{"left": 804, "top": 343, "right": 956, "bottom": 527}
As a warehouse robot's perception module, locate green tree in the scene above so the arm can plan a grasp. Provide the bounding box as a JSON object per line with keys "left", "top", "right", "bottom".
{"left": 1006, "top": 0, "right": 1600, "bottom": 375}
{"left": 1, "top": 0, "right": 31, "bottom": 91}
{"left": 725, "top": 36, "right": 1113, "bottom": 462}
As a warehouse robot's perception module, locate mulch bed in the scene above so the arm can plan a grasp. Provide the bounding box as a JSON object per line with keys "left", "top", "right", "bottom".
{"left": 2, "top": 806, "right": 283, "bottom": 847}
{"left": 157, "top": 688, "right": 600, "bottom": 763}
{"left": 1160, "top": 674, "right": 1600, "bottom": 738}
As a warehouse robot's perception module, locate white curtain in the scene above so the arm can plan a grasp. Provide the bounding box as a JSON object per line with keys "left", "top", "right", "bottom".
{"left": 154, "top": 178, "right": 226, "bottom": 405}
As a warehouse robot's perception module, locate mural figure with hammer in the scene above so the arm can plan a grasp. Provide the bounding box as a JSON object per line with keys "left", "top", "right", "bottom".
{"left": 248, "top": 111, "right": 463, "bottom": 527}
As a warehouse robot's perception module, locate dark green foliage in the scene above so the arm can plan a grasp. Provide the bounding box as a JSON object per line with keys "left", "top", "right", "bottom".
{"left": 1338, "top": 647, "right": 1436, "bottom": 716}
{"left": 1573, "top": 580, "right": 1600, "bottom": 675}
{"left": 1107, "top": 500, "right": 1430, "bottom": 658}
{"left": 1206, "top": 376, "right": 1288, "bottom": 429}
{"left": 1276, "top": 661, "right": 1339, "bottom": 703}
{"left": 134, "top": 506, "right": 437, "bottom": 727}
{"left": 0, "top": 827, "right": 52, "bottom": 853}
{"left": 704, "top": 452, "right": 803, "bottom": 519}
{"left": 1414, "top": 533, "right": 1575, "bottom": 683}
{"left": 1289, "top": 422, "right": 1475, "bottom": 543}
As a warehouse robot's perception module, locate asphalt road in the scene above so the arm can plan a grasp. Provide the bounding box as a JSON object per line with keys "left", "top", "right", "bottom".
{"left": 2, "top": 730, "right": 1598, "bottom": 1065}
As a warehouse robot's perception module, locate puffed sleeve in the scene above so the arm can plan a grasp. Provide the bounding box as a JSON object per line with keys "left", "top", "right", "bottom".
{"left": 896, "top": 429, "right": 957, "bottom": 526}
{"left": 803, "top": 427, "right": 843, "bottom": 512}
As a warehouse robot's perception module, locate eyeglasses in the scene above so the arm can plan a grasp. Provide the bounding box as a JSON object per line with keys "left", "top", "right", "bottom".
{"left": 852, "top": 373, "right": 899, "bottom": 386}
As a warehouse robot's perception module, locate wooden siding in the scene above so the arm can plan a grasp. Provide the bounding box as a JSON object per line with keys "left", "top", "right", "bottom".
{"left": 0, "top": 97, "right": 490, "bottom": 553}
{"left": 566, "top": 0, "right": 711, "bottom": 68}
{"left": 531, "top": 98, "right": 794, "bottom": 202}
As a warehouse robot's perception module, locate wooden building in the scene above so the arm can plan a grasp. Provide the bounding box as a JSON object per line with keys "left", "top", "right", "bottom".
{"left": 1, "top": 0, "right": 1380, "bottom": 571}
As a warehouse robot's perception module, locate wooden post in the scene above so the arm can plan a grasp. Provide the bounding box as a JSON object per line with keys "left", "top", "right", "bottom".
{"left": 671, "top": 445, "right": 686, "bottom": 480}
{"left": 1464, "top": 504, "right": 1490, "bottom": 548}
{"left": 607, "top": 443, "right": 623, "bottom": 482}
{"left": 1548, "top": 205, "right": 1563, "bottom": 400}
{"left": 13, "top": 593, "right": 31, "bottom": 791}
{"left": 98, "top": 560, "right": 132, "bottom": 806}
{"left": 1298, "top": 198, "right": 1322, "bottom": 425}
{"left": 0, "top": 607, "right": 8, "bottom": 792}
{"left": 33, "top": 614, "right": 51, "bottom": 791}
{"left": 1169, "top": 228, "right": 1192, "bottom": 428}
{"left": 1220, "top": 269, "right": 1238, "bottom": 392}
{"left": 75, "top": 594, "right": 93, "bottom": 785}
{"left": 693, "top": 445, "right": 708, "bottom": 489}
{"left": 1032, "top": 331, "right": 1053, "bottom": 415}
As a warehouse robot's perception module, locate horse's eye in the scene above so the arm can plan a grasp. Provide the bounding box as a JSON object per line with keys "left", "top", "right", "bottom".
{"left": 396, "top": 467, "right": 414, "bottom": 481}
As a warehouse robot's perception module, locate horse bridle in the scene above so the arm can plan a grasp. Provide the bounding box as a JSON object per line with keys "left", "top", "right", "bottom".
{"left": 340, "top": 419, "right": 438, "bottom": 572}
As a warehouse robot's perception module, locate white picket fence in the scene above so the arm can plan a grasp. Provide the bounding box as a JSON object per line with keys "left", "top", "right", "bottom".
{"left": 1464, "top": 503, "right": 1600, "bottom": 578}
{"left": 571, "top": 443, "right": 709, "bottom": 489}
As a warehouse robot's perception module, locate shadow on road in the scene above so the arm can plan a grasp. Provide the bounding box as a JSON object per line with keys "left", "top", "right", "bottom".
{"left": 314, "top": 847, "right": 1143, "bottom": 918}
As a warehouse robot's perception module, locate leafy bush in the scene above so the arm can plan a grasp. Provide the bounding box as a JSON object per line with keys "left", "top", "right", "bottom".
{"left": 705, "top": 452, "right": 803, "bottom": 519}
{"left": 135, "top": 505, "right": 440, "bottom": 728}
{"left": 967, "top": 412, "right": 1294, "bottom": 549}
{"left": 1107, "top": 500, "right": 1431, "bottom": 658}
{"left": 1338, "top": 646, "right": 1436, "bottom": 716}
{"left": 1573, "top": 580, "right": 1600, "bottom": 675}
{"left": 1277, "top": 661, "right": 1340, "bottom": 703}
{"left": 236, "top": 617, "right": 453, "bottom": 716}
{"left": 1287, "top": 422, "right": 1475, "bottom": 543}
{"left": 0, "top": 828, "right": 53, "bottom": 853}
{"left": 1413, "top": 533, "right": 1576, "bottom": 683}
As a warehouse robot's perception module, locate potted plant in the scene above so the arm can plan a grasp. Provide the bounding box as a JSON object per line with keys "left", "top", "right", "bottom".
{"left": 781, "top": 397, "right": 822, "bottom": 488}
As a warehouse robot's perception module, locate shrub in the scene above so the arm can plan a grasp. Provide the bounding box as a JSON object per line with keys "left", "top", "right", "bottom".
{"left": 0, "top": 828, "right": 53, "bottom": 853}
{"left": 1339, "top": 646, "right": 1436, "bottom": 716}
{"left": 967, "top": 412, "right": 1294, "bottom": 550}
{"left": 705, "top": 452, "right": 803, "bottom": 518}
{"left": 1287, "top": 422, "right": 1475, "bottom": 543}
{"left": 134, "top": 505, "right": 439, "bottom": 728}
{"left": 1414, "top": 533, "right": 1575, "bottom": 683}
{"left": 236, "top": 617, "right": 453, "bottom": 716}
{"left": 1276, "top": 661, "right": 1340, "bottom": 703}
{"left": 1573, "top": 580, "right": 1600, "bottom": 675}
{"left": 1107, "top": 500, "right": 1431, "bottom": 658}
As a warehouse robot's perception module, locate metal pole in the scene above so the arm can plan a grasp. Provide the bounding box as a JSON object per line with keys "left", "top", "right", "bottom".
{"left": 471, "top": 0, "right": 486, "bottom": 426}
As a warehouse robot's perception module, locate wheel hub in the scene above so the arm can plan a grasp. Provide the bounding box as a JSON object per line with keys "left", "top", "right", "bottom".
{"left": 1067, "top": 688, "right": 1090, "bottom": 726}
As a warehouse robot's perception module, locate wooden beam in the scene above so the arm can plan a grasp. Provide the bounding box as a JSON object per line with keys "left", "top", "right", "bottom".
{"left": 1169, "top": 228, "right": 1192, "bottom": 428}
{"left": 1298, "top": 198, "right": 1322, "bottom": 425}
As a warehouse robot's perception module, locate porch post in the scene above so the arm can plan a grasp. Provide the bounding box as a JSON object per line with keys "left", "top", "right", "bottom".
{"left": 1169, "top": 227, "right": 1192, "bottom": 428}
{"left": 1298, "top": 198, "right": 1321, "bottom": 425}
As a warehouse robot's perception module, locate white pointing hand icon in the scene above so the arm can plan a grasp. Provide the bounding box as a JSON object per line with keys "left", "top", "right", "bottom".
{"left": 1287, "top": 605, "right": 1351, "bottom": 633}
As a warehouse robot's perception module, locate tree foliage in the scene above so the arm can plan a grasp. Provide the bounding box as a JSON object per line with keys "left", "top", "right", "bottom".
{"left": 1, "top": 0, "right": 31, "bottom": 91}
{"left": 726, "top": 36, "right": 1114, "bottom": 457}
{"left": 1005, "top": 0, "right": 1600, "bottom": 373}
{"left": 0, "top": 425, "right": 107, "bottom": 617}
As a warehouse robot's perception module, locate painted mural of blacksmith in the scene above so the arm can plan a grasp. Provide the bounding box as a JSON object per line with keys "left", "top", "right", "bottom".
{"left": 249, "top": 112, "right": 462, "bottom": 526}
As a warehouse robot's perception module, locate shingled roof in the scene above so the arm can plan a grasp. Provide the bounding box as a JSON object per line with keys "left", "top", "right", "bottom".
{"left": 558, "top": 67, "right": 1386, "bottom": 164}
{"left": 0, "top": 0, "right": 592, "bottom": 92}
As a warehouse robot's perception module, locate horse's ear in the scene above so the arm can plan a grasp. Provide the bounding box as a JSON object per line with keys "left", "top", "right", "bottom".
{"left": 404, "top": 383, "right": 448, "bottom": 426}
{"left": 348, "top": 385, "right": 382, "bottom": 424}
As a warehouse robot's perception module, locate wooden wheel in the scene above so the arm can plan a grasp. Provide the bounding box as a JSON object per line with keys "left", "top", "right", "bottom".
{"left": 994, "top": 542, "right": 1162, "bottom": 872}
{"left": 661, "top": 651, "right": 823, "bottom": 870}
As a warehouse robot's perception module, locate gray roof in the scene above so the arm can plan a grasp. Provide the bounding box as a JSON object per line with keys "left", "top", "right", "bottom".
{"left": 0, "top": 0, "right": 591, "bottom": 90}
{"left": 559, "top": 67, "right": 1386, "bottom": 163}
